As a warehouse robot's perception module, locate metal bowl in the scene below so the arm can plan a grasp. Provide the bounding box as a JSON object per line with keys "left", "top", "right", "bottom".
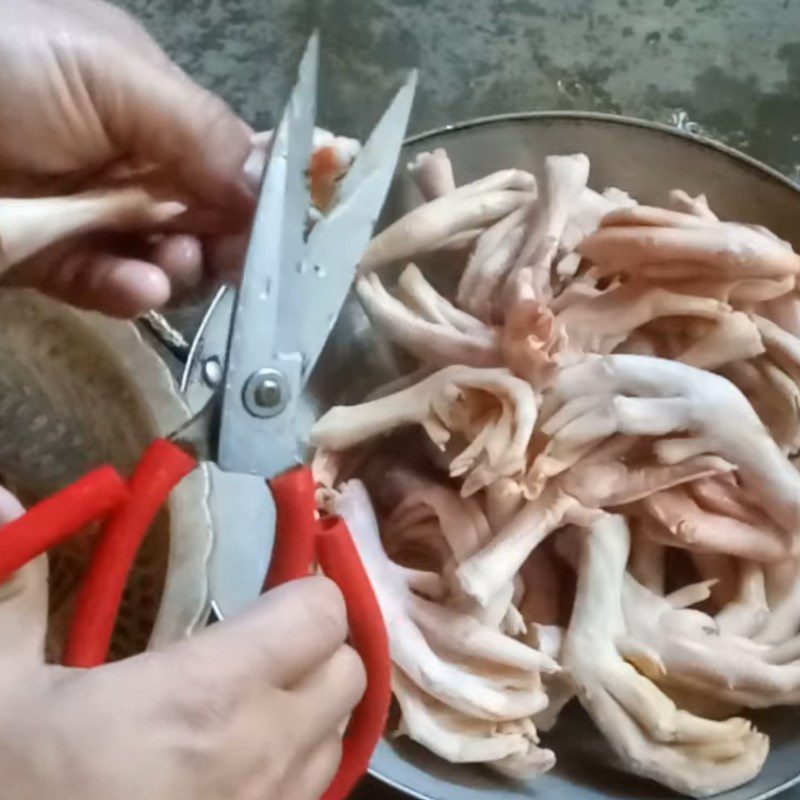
{"left": 184, "top": 112, "right": 800, "bottom": 800}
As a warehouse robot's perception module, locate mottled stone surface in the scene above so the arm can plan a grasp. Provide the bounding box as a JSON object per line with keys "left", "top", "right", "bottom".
{"left": 122, "top": 0, "right": 800, "bottom": 176}
{"left": 117, "top": 1, "right": 800, "bottom": 797}
{"left": 127, "top": 0, "right": 800, "bottom": 346}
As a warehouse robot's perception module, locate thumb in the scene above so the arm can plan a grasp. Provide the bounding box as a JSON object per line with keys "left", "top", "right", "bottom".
{"left": 160, "top": 577, "right": 348, "bottom": 689}
{"left": 0, "top": 488, "right": 48, "bottom": 669}
{"left": 84, "top": 46, "right": 254, "bottom": 222}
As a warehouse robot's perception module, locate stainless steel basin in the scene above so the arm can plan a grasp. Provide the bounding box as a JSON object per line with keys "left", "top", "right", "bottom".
{"left": 187, "top": 112, "right": 800, "bottom": 800}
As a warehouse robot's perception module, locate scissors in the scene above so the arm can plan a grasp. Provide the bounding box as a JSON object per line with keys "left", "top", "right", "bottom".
{"left": 0, "top": 33, "right": 416, "bottom": 800}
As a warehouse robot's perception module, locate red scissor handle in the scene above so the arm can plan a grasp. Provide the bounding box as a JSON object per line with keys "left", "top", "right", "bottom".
{"left": 0, "top": 466, "right": 129, "bottom": 582}
{"left": 316, "top": 516, "right": 392, "bottom": 800}
{"left": 0, "top": 453, "right": 388, "bottom": 800}
{"left": 65, "top": 439, "right": 197, "bottom": 667}
{"left": 264, "top": 467, "right": 318, "bottom": 589}
{"left": 268, "top": 466, "right": 391, "bottom": 800}
{"left": 0, "top": 442, "right": 191, "bottom": 667}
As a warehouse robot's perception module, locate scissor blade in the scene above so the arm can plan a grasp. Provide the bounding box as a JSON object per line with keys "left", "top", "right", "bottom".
{"left": 216, "top": 33, "right": 319, "bottom": 476}
{"left": 285, "top": 70, "right": 417, "bottom": 384}
{"left": 280, "top": 32, "right": 319, "bottom": 323}
{"left": 338, "top": 69, "right": 417, "bottom": 202}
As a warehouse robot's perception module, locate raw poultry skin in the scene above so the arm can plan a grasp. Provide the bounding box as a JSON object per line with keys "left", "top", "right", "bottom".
{"left": 311, "top": 149, "right": 800, "bottom": 795}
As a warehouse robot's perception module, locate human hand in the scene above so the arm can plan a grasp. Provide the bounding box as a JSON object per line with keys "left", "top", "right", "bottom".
{"left": 0, "top": 0, "right": 255, "bottom": 317}
{"left": 0, "top": 487, "right": 365, "bottom": 800}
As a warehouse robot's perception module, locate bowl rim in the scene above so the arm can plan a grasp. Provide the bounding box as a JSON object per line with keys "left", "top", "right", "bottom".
{"left": 369, "top": 110, "right": 800, "bottom": 800}
{"left": 404, "top": 109, "right": 800, "bottom": 198}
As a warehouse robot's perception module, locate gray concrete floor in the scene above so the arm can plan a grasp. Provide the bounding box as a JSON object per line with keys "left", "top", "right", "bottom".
{"left": 123, "top": 0, "right": 800, "bottom": 178}
{"left": 117, "top": 0, "right": 800, "bottom": 796}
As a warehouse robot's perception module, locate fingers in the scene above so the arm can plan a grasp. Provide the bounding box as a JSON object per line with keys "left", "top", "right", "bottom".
{"left": 0, "top": 555, "right": 48, "bottom": 671}
{"left": 295, "top": 644, "right": 367, "bottom": 742}
{"left": 150, "top": 234, "right": 204, "bottom": 294}
{"left": 32, "top": 250, "right": 171, "bottom": 317}
{"left": 280, "top": 735, "right": 342, "bottom": 800}
{"left": 50, "top": 0, "right": 173, "bottom": 67}
{"left": 82, "top": 46, "right": 254, "bottom": 221}
{"left": 0, "top": 487, "right": 48, "bottom": 669}
{"left": 173, "top": 576, "right": 349, "bottom": 688}
{"left": 6, "top": 232, "right": 210, "bottom": 317}
{"left": 79, "top": 581, "right": 352, "bottom": 800}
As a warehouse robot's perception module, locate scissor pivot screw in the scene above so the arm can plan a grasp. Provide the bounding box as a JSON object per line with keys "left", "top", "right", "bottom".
{"left": 255, "top": 381, "right": 282, "bottom": 407}
{"left": 243, "top": 368, "right": 291, "bottom": 418}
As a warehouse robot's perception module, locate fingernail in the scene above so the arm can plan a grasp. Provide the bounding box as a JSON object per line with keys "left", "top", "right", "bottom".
{"left": 0, "top": 486, "right": 24, "bottom": 523}
{"left": 105, "top": 261, "right": 171, "bottom": 314}
{"left": 250, "top": 130, "right": 273, "bottom": 149}
{"left": 150, "top": 201, "right": 188, "bottom": 223}
{"left": 154, "top": 235, "right": 204, "bottom": 289}
{"left": 243, "top": 148, "right": 267, "bottom": 192}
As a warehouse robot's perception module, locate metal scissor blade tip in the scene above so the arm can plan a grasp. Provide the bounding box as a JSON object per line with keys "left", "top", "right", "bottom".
{"left": 287, "top": 30, "right": 319, "bottom": 163}
{"left": 293, "top": 67, "right": 416, "bottom": 382}
{"left": 287, "top": 31, "right": 319, "bottom": 127}
{"left": 271, "top": 29, "right": 318, "bottom": 162}
{"left": 297, "top": 31, "right": 320, "bottom": 85}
